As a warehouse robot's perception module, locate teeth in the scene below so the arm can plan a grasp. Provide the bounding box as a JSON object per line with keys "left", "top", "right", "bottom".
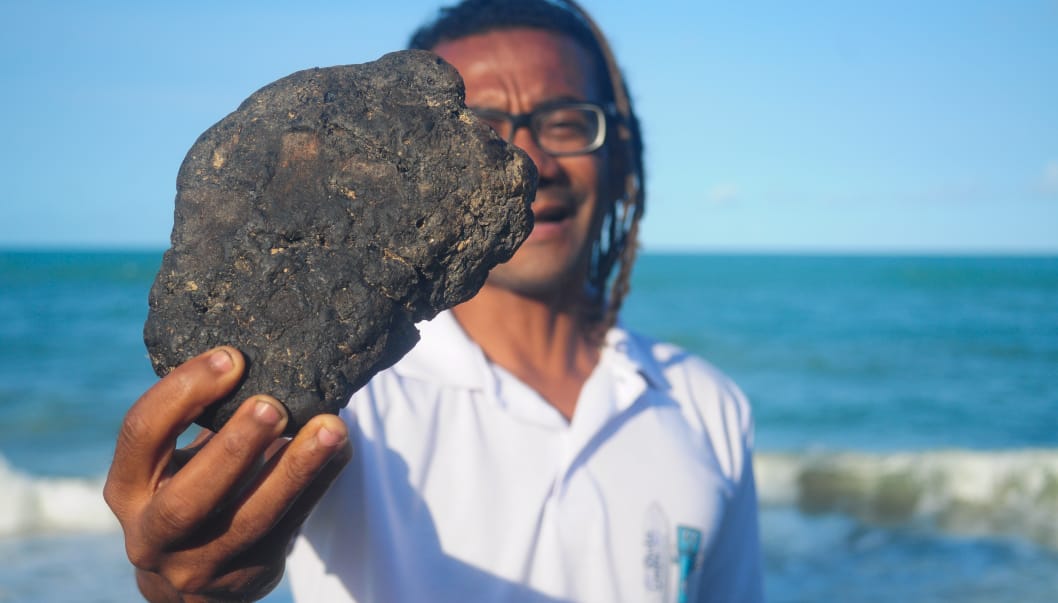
{"left": 535, "top": 207, "right": 568, "bottom": 222}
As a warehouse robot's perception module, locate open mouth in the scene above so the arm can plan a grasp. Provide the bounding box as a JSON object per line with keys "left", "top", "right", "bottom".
{"left": 533, "top": 205, "right": 572, "bottom": 224}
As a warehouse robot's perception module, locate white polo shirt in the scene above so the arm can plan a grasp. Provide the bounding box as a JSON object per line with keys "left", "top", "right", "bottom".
{"left": 288, "top": 311, "right": 763, "bottom": 603}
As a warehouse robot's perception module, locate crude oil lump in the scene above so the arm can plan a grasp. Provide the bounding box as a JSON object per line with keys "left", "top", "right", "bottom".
{"left": 144, "top": 50, "right": 535, "bottom": 434}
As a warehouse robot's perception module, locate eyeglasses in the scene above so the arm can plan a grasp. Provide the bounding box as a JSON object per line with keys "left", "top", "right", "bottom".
{"left": 470, "top": 102, "right": 611, "bottom": 157}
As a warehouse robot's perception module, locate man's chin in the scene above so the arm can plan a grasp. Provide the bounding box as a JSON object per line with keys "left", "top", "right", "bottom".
{"left": 481, "top": 260, "right": 589, "bottom": 303}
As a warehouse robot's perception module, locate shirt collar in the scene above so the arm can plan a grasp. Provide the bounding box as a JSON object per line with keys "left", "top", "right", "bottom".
{"left": 392, "top": 310, "right": 488, "bottom": 388}
{"left": 391, "top": 310, "right": 671, "bottom": 394}
{"left": 604, "top": 321, "right": 671, "bottom": 393}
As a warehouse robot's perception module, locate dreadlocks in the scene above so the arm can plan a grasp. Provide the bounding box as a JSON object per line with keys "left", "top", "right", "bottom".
{"left": 409, "top": 0, "right": 645, "bottom": 339}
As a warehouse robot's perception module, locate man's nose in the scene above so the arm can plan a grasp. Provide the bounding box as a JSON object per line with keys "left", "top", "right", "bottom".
{"left": 510, "top": 127, "right": 560, "bottom": 183}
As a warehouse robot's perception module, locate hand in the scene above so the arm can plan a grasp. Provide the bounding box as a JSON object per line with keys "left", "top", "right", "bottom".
{"left": 104, "top": 347, "right": 352, "bottom": 602}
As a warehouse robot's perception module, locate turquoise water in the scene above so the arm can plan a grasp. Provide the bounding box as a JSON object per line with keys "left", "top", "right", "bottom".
{"left": 627, "top": 254, "right": 1058, "bottom": 452}
{"left": 1, "top": 250, "right": 1056, "bottom": 602}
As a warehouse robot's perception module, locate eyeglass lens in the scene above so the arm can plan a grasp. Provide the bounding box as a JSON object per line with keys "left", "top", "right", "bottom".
{"left": 473, "top": 104, "right": 604, "bottom": 156}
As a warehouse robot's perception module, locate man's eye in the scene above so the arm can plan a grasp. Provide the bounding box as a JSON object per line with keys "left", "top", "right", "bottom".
{"left": 476, "top": 116, "right": 511, "bottom": 139}
{"left": 539, "top": 111, "right": 593, "bottom": 139}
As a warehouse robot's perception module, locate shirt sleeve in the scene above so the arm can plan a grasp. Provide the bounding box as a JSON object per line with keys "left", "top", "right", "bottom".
{"left": 694, "top": 435, "right": 765, "bottom": 603}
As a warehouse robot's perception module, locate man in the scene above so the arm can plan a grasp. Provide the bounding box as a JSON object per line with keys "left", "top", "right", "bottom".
{"left": 104, "top": 1, "right": 764, "bottom": 601}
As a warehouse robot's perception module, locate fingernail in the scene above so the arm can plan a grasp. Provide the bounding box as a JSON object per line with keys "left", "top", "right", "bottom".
{"left": 254, "top": 400, "right": 282, "bottom": 425}
{"left": 317, "top": 425, "right": 345, "bottom": 447}
{"left": 208, "top": 349, "right": 234, "bottom": 373}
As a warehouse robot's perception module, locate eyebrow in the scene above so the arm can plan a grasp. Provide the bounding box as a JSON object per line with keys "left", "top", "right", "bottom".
{"left": 468, "top": 95, "right": 597, "bottom": 112}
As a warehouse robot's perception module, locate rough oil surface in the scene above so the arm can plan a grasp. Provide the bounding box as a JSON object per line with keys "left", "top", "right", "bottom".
{"left": 144, "top": 50, "right": 535, "bottom": 434}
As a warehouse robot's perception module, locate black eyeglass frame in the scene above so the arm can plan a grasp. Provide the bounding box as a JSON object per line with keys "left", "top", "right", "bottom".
{"left": 470, "top": 101, "right": 617, "bottom": 157}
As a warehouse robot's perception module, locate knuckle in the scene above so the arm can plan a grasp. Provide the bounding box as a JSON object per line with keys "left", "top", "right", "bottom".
{"left": 125, "top": 541, "right": 159, "bottom": 572}
{"left": 282, "top": 448, "right": 319, "bottom": 485}
{"left": 116, "top": 406, "right": 153, "bottom": 451}
{"left": 164, "top": 566, "right": 206, "bottom": 593}
{"left": 101, "top": 479, "right": 125, "bottom": 515}
{"left": 150, "top": 493, "right": 198, "bottom": 535}
{"left": 219, "top": 430, "right": 254, "bottom": 460}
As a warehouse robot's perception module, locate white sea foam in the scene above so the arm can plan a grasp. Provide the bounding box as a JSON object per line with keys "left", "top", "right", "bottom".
{"left": 755, "top": 448, "right": 1058, "bottom": 549}
{"left": 0, "top": 455, "right": 118, "bottom": 537}
{"left": 3, "top": 448, "right": 1057, "bottom": 548}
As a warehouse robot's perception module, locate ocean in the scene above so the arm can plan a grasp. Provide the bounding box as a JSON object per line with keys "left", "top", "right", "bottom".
{"left": 1, "top": 250, "right": 1056, "bottom": 602}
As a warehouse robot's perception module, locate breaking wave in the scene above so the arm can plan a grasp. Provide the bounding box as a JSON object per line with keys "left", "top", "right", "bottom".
{"left": 3, "top": 449, "right": 1057, "bottom": 549}
{"left": 0, "top": 454, "right": 118, "bottom": 537}
{"left": 755, "top": 448, "right": 1058, "bottom": 549}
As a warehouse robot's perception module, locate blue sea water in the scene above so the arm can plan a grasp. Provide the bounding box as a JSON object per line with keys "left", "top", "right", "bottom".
{"left": 1, "top": 250, "right": 1056, "bottom": 602}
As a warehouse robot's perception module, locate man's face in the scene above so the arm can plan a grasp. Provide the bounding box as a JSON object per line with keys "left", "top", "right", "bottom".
{"left": 433, "top": 28, "right": 620, "bottom": 301}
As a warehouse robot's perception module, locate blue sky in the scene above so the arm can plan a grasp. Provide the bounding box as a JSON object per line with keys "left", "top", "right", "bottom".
{"left": 3, "top": 0, "right": 1056, "bottom": 253}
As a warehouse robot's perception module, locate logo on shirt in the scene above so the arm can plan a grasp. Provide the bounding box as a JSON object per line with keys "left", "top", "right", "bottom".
{"left": 643, "top": 503, "right": 704, "bottom": 603}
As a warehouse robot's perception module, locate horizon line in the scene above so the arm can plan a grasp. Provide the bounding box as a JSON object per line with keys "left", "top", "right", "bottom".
{"left": 2, "top": 243, "right": 1057, "bottom": 258}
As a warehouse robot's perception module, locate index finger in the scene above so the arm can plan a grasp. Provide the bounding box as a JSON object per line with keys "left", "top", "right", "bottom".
{"left": 107, "top": 347, "right": 245, "bottom": 499}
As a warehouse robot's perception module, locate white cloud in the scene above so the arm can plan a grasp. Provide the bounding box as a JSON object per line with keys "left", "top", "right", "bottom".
{"left": 1042, "top": 159, "right": 1058, "bottom": 196}
{"left": 705, "top": 184, "right": 740, "bottom": 205}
